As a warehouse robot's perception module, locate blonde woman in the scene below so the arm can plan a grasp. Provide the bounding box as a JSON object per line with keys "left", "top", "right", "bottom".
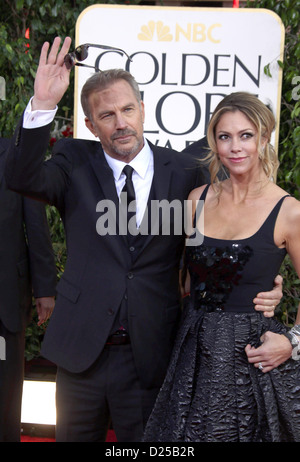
{"left": 144, "top": 92, "right": 300, "bottom": 442}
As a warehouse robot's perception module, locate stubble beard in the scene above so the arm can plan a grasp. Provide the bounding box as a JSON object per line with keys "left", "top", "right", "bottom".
{"left": 109, "top": 129, "right": 144, "bottom": 161}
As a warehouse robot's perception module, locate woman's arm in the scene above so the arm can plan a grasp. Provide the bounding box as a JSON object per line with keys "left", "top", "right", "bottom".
{"left": 246, "top": 198, "right": 300, "bottom": 371}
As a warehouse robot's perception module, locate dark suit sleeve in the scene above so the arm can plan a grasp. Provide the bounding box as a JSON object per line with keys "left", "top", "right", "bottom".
{"left": 5, "top": 115, "right": 71, "bottom": 207}
{"left": 2, "top": 128, "right": 57, "bottom": 297}
{"left": 23, "top": 197, "right": 57, "bottom": 298}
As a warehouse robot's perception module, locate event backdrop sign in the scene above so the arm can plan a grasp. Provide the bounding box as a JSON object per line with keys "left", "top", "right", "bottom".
{"left": 73, "top": 5, "right": 284, "bottom": 151}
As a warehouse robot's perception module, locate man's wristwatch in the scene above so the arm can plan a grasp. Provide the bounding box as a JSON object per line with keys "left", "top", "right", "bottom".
{"left": 283, "top": 325, "right": 300, "bottom": 361}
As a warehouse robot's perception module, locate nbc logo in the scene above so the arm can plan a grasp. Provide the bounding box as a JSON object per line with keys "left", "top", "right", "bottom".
{"left": 138, "top": 21, "right": 172, "bottom": 41}
{"left": 138, "top": 20, "right": 221, "bottom": 43}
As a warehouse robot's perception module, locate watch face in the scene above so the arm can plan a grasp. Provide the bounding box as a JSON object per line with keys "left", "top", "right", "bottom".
{"left": 292, "top": 347, "right": 300, "bottom": 361}
{"left": 291, "top": 335, "right": 299, "bottom": 348}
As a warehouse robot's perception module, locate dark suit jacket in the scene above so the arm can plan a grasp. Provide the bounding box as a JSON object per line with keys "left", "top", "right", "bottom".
{"left": 5, "top": 121, "right": 206, "bottom": 388}
{"left": 0, "top": 138, "right": 56, "bottom": 333}
{"left": 182, "top": 136, "right": 211, "bottom": 181}
{"left": 183, "top": 136, "right": 227, "bottom": 182}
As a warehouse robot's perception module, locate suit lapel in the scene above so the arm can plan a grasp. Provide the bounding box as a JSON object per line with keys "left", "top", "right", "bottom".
{"left": 151, "top": 145, "right": 172, "bottom": 203}
{"left": 90, "top": 143, "right": 119, "bottom": 204}
{"left": 90, "top": 143, "right": 129, "bottom": 246}
{"left": 135, "top": 145, "right": 173, "bottom": 255}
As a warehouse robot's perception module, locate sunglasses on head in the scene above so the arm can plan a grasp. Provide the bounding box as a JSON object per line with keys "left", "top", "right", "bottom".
{"left": 64, "top": 43, "right": 132, "bottom": 72}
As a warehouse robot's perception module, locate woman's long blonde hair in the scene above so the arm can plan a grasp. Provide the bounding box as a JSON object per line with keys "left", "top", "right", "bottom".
{"left": 205, "top": 92, "right": 279, "bottom": 192}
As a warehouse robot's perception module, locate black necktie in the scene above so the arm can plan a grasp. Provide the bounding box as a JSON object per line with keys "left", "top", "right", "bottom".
{"left": 121, "top": 165, "right": 136, "bottom": 237}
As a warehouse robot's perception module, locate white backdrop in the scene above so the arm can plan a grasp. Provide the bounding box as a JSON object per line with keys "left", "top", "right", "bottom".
{"left": 73, "top": 5, "right": 284, "bottom": 152}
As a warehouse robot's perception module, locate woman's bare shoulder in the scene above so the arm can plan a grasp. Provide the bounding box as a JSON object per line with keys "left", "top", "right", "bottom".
{"left": 188, "top": 184, "right": 209, "bottom": 201}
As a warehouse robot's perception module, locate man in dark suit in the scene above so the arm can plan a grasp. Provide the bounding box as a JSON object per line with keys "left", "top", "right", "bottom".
{"left": 5, "top": 37, "right": 282, "bottom": 442}
{"left": 0, "top": 138, "right": 56, "bottom": 442}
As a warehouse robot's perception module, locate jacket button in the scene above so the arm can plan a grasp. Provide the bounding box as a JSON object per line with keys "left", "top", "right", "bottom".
{"left": 108, "top": 308, "right": 114, "bottom": 315}
{"left": 127, "top": 272, "right": 134, "bottom": 279}
{"left": 129, "top": 246, "right": 135, "bottom": 252}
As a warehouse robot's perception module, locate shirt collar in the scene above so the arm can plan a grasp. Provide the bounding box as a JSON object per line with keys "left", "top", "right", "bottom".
{"left": 104, "top": 138, "right": 152, "bottom": 181}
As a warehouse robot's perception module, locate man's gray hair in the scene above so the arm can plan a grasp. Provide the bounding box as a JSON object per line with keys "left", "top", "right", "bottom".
{"left": 81, "top": 69, "right": 142, "bottom": 121}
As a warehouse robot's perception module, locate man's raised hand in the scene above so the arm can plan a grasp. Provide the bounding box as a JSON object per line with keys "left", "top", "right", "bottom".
{"left": 32, "top": 36, "right": 72, "bottom": 111}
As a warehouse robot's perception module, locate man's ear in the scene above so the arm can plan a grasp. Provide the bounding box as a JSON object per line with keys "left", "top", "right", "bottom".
{"left": 85, "top": 117, "right": 97, "bottom": 137}
{"left": 140, "top": 100, "right": 145, "bottom": 124}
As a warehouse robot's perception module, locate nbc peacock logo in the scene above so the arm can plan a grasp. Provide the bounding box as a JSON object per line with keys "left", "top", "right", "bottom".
{"left": 137, "top": 20, "right": 221, "bottom": 43}
{"left": 138, "top": 21, "right": 173, "bottom": 41}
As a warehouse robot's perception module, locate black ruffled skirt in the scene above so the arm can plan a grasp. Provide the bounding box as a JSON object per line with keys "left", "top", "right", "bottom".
{"left": 143, "top": 305, "right": 300, "bottom": 442}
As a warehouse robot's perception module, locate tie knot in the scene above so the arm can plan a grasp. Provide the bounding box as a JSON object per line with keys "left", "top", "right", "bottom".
{"left": 123, "top": 165, "right": 134, "bottom": 180}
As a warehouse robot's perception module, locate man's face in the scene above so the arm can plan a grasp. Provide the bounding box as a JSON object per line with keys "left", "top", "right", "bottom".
{"left": 85, "top": 79, "right": 145, "bottom": 162}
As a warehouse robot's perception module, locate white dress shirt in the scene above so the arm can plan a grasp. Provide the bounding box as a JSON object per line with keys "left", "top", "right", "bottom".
{"left": 104, "top": 143, "right": 153, "bottom": 228}
{"left": 23, "top": 98, "right": 58, "bottom": 128}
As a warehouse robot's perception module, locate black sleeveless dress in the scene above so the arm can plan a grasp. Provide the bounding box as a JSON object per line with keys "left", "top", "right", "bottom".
{"left": 144, "top": 185, "right": 300, "bottom": 442}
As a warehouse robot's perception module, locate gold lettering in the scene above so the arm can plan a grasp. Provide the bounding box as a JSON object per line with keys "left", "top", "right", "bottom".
{"left": 174, "top": 23, "right": 222, "bottom": 43}
{"left": 208, "top": 24, "right": 221, "bottom": 43}
{"left": 175, "top": 23, "right": 191, "bottom": 41}
{"left": 193, "top": 24, "right": 206, "bottom": 42}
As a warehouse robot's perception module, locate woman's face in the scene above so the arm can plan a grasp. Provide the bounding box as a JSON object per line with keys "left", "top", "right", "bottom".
{"left": 215, "top": 110, "right": 266, "bottom": 177}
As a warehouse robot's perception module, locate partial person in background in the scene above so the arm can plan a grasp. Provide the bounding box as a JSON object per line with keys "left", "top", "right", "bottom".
{"left": 0, "top": 138, "right": 56, "bottom": 442}
{"left": 144, "top": 92, "right": 300, "bottom": 442}
{"left": 182, "top": 136, "right": 211, "bottom": 184}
